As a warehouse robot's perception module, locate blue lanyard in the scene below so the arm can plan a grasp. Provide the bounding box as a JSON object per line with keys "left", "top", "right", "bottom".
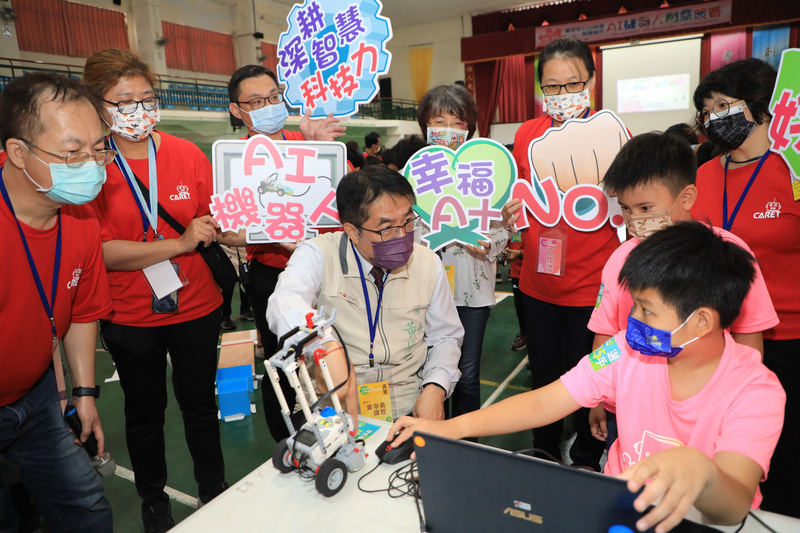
{"left": 722, "top": 150, "right": 770, "bottom": 231}
{"left": 352, "top": 242, "right": 388, "bottom": 367}
{"left": 109, "top": 135, "right": 159, "bottom": 241}
{"left": 0, "top": 169, "right": 62, "bottom": 344}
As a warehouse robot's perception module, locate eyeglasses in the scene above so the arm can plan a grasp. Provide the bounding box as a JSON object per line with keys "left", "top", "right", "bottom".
{"left": 427, "top": 118, "right": 468, "bottom": 130}
{"left": 540, "top": 80, "right": 590, "bottom": 96}
{"left": 360, "top": 214, "right": 420, "bottom": 242}
{"left": 696, "top": 98, "right": 746, "bottom": 126}
{"left": 102, "top": 96, "right": 160, "bottom": 115}
{"left": 21, "top": 140, "right": 117, "bottom": 168}
{"left": 237, "top": 93, "right": 284, "bottom": 109}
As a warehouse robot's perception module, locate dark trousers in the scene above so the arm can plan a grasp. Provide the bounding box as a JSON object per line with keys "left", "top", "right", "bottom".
{"left": 450, "top": 306, "right": 491, "bottom": 418}
{"left": 510, "top": 277, "right": 526, "bottom": 337}
{"left": 760, "top": 338, "right": 800, "bottom": 518}
{"left": 221, "top": 283, "right": 250, "bottom": 319}
{"left": 245, "top": 260, "right": 297, "bottom": 442}
{"left": 247, "top": 260, "right": 282, "bottom": 357}
{"left": 100, "top": 308, "right": 226, "bottom": 506}
{"left": 522, "top": 294, "right": 605, "bottom": 471}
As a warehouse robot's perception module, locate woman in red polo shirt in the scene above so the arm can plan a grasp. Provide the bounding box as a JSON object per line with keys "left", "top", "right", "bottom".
{"left": 503, "top": 37, "right": 619, "bottom": 471}
{"left": 83, "top": 49, "right": 229, "bottom": 531}
{"left": 692, "top": 58, "right": 800, "bottom": 518}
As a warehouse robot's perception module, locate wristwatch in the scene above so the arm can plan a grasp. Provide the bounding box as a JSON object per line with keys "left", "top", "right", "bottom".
{"left": 72, "top": 386, "right": 100, "bottom": 398}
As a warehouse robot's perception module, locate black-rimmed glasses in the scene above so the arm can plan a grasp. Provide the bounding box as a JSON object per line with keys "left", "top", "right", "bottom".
{"left": 102, "top": 96, "right": 160, "bottom": 115}
{"left": 360, "top": 214, "right": 420, "bottom": 242}
{"left": 540, "top": 80, "right": 590, "bottom": 96}
{"left": 237, "top": 93, "right": 284, "bottom": 109}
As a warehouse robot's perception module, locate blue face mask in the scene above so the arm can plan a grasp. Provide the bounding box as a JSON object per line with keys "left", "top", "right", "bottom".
{"left": 245, "top": 103, "right": 288, "bottom": 135}
{"left": 625, "top": 310, "right": 699, "bottom": 358}
{"left": 23, "top": 148, "right": 106, "bottom": 205}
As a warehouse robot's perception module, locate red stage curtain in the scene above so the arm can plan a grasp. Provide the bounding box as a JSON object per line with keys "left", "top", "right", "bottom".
{"left": 524, "top": 55, "right": 539, "bottom": 121}
{"left": 591, "top": 46, "right": 602, "bottom": 110}
{"left": 163, "top": 22, "right": 235, "bottom": 76}
{"left": 16, "top": 0, "right": 128, "bottom": 59}
{"left": 474, "top": 60, "right": 501, "bottom": 138}
{"left": 497, "top": 55, "right": 526, "bottom": 124}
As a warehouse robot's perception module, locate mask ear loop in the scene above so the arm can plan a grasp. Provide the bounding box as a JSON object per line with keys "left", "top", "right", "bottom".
{"left": 18, "top": 142, "right": 53, "bottom": 192}
{"left": 671, "top": 309, "right": 700, "bottom": 348}
{"left": 352, "top": 227, "right": 373, "bottom": 260}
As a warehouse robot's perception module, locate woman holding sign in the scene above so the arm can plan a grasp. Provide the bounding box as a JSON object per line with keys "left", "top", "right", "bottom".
{"left": 417, "top": 85, "right": 509, "bottom": 420}
{"left": 83, "top": 49, "right": 230, "bottom": 531}
{"left": 503, "top": 37, "right": 623, "bottom": 470}
{"left": 692, "top": 58, "right": 800, "bottom": 518}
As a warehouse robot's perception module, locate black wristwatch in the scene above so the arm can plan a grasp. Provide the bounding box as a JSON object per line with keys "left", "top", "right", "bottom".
{"left": 73, "top": 386, "right": 100, "bottom": 399}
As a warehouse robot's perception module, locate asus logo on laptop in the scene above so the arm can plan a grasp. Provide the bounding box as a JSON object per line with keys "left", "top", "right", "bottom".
{"left": 504, "top": 500, "right": 543, "bottom": 524}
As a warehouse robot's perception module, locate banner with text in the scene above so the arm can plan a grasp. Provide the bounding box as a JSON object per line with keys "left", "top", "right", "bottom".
{"left": 211, "top": 136, "right": 347, "bottom": 242}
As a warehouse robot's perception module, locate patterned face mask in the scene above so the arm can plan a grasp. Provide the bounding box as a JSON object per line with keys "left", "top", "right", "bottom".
{"left": 426, "top": 127, "right": 469, "bottom": 150}
{"left": 543, "top": 88, "right": 591, "bottom": 122}
{"left": 704, "top": 104, "right": 755, "bottom": 151}
{"left": 623, "top": 197, "right": 683, "bottom": 240}
{"left": 107, "top": 106, "right": 159, "bottom": 142}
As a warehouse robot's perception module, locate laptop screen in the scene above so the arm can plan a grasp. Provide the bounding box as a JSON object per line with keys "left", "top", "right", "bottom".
{"left": 413, "top": 433, "right": 720, "bottom": 533}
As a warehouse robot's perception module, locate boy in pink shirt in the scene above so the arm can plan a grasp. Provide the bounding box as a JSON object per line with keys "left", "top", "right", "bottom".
{"left": 588, "top": 132, "right": 778, "bottom": 442}
{"left": 388, "top": 222, "right": 785, "bottom": 533}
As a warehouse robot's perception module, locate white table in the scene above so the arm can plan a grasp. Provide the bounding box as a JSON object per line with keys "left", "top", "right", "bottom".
{"left": 173, "top": 420, "right": 418, "bottom": 532}
{"left": 174, "top": 420, "right": 800, "bottom": 533}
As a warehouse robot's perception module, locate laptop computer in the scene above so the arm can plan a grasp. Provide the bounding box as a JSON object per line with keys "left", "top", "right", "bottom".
{"left": 413, "top": 433, "right": 721, "bottom": 533}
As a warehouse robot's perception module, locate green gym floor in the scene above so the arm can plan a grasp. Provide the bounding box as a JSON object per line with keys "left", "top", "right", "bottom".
{"left": 93, "top": 265, "right": 535, "bottom": 531}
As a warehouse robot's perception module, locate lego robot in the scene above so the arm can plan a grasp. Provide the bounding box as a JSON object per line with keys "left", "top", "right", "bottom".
{"left": 265, "top": 307, "right": 367, "bottom": 496}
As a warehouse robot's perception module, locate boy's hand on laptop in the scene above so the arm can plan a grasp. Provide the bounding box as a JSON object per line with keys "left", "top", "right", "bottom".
{"left": 617, "top": 447, "right": 714, "bottom": 533}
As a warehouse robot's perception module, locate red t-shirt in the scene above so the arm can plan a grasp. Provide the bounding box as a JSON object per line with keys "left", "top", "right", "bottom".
{"left": 246, "top": 129, "right": 305, "bottom": 269}
{"left": 0, "top": 150, "right": 7, "bottom": 167}
{"left": 89, "top": 131, "right": 222, "bottom": 326}
{"left": 512, "top": 114, "right": 620, "bottom": 306}
{"left": 1, "top": 179, "right": 112, "bottom": 405}
{"left": 694, "top": 153, "right": 800, "bottom": 340}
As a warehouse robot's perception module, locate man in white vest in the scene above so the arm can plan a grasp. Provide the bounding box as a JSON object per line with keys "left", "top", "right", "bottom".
{"left": 267, "top": 165, "right": 463, "bottom": 425}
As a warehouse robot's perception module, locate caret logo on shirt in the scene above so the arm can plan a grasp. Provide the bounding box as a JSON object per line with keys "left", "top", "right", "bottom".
{"left": 753, "top": 198, "right": 781, "bottom": 220}
{"left": 170, "top": 182, "right": 191, "bottom": 201}
{"left": 67, "top": 267, "right": 83, "bottom": 289}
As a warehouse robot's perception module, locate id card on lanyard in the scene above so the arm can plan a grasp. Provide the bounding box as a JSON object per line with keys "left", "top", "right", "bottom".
{"left": 109, "top": 135, "right": 185, "bottom": 310}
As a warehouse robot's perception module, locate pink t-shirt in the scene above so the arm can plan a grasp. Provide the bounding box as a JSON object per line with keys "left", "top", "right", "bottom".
{"left": 588, "top": 225, "right": 778, "bottom": 336}
{"left": 560, "top": 332, "right": 785, "bottom": 507}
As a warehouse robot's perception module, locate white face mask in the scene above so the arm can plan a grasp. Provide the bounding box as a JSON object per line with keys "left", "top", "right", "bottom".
{"left": 543, "top": 88, "right": 591, "bottom": 122}
{"left": 107, "top": 106, "right": 160, "bottom": 142}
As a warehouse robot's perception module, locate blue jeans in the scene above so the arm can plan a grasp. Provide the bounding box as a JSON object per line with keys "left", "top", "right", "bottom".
{"left": 0, "top": 369, "right": 112, "bottom": 533}
{"left": 450, "top": 306, "right": 491, "bottom": 418}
